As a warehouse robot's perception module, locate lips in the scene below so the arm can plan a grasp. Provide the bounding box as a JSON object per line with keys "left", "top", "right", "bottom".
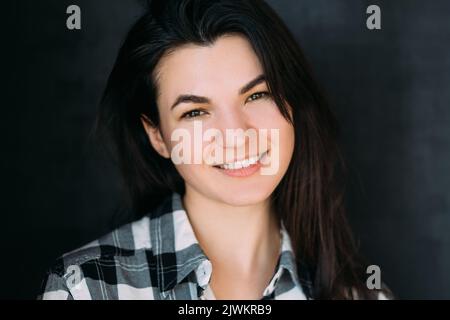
{"left": 213, "top": 150, "right": 268, "bottom": 169}
{"left": 212, "top": 150, "right": 269, "bottom": 177}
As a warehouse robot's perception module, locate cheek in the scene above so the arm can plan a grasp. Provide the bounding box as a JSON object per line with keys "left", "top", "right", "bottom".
{"left": 263, "top": 110, "right": 295, "bottom": 175}
{"left": 269, "top": 121, "right": 295, "bottom": 178}
{"left": 251, "top": 104, "right": 295, "bottom": 153}
{"left": 280, "top": 122, "right": 295, "bottom": 155}
{"left": 161, "top": 124, "right": 204, "bottom": 164}
{"left": 247, "top": 101, "right": 291, "bottom": 129}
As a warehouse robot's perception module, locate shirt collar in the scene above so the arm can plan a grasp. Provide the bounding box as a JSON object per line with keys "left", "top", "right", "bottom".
{"left": 149, "top": 192, "right": 313, "bottom": 298}
{"left": 149, "top": 193, "right": 208, "bottom": 295}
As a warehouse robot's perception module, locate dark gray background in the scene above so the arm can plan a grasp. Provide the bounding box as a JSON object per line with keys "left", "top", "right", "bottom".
{"left": 2, "top": 0, "right": 449, "bottom": 299}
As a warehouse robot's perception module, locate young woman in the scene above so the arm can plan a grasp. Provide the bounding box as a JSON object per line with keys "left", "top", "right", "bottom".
{"left": 39, "top": 0, "right": 390, "bottom": 300}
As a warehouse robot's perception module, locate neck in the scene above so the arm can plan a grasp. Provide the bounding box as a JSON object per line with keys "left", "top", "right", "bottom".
{"left": 182, "top": 186, "right": 281, "bottom": 276}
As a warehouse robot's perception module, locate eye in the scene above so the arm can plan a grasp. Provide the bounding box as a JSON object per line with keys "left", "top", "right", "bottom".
{"left": 246, "top": 91, "right": 271, "bottom": 103}
{"left": 181, "top": 109, "right": 207, "bottom": 119}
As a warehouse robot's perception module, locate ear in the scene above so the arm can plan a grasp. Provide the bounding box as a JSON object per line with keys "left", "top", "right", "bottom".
{"left": 140, "top": 115, "right": 171, "bottom": 159}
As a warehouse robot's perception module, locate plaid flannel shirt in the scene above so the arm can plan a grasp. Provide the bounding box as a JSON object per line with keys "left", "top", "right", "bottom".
{"left": 38, "top": 193, "right": 314, "bottom": 300}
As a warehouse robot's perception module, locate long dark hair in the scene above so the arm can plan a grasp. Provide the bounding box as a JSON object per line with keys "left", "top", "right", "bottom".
{"left": 95, "top": 0, "right": 386, "bottom": 299}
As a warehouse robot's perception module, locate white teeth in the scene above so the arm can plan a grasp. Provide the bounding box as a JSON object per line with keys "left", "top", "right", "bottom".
{"left": 218, "top": 152, "right": 266, "bottom": 170}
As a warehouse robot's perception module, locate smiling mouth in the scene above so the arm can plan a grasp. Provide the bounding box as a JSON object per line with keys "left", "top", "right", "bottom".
{"left": 212, "top": 150, "right": 269, "bottom": 170}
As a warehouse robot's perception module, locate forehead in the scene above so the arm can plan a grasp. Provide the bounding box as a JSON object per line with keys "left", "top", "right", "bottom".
{"left": 154, "top": 35, "right": 264, "bottom": 106}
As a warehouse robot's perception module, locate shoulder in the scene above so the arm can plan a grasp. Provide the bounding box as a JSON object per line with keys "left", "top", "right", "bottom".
{"left": 38, "top": 214, "right": 155, "bottom": 300}
{"left": 64, "top": 213, "right": 153, "bottom": 266}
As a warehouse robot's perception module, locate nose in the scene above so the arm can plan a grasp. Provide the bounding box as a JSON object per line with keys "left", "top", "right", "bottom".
{"left": 214, "top": 107, "right": 252, "bottom": 149}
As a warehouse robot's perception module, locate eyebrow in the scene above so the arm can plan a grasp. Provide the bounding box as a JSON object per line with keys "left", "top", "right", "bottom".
{"left": 170, "top": 74, "right": 266, "bottom": 110}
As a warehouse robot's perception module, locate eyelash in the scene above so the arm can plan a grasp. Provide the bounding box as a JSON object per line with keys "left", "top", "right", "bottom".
{"left": 246, "top": 91, "right": 271, "bottom": 103}
{"left": 180, "top": 91, "right": 271, "bottom": 119}
{"left": 181, "top": 109, "right": 207, "bottom": 119}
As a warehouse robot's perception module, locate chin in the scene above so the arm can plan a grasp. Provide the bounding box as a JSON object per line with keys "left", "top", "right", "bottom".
{"left": 211, "top": 182, "right": 275, "bottom": 207}
{"left": 179, "top": 164, "right": 285, "bottom": 207}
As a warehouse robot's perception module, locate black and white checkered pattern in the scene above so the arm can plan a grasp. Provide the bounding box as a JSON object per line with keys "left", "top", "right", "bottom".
{"left": 38, "top": 193, "right": 313, "bottom": 300}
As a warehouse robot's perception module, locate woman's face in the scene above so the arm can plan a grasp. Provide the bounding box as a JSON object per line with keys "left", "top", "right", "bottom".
{"left": 142, "top": 34, "right": 295, "bottom": 206}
